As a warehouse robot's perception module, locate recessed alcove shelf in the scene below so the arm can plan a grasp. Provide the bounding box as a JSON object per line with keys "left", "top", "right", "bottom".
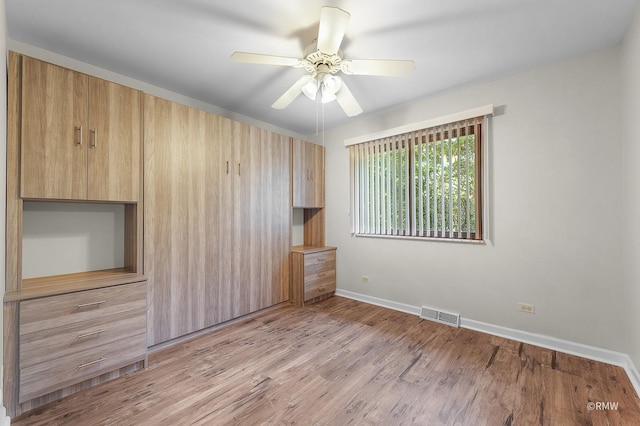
{"left": 5, "top": 200, "right": 143, "bottom": 301}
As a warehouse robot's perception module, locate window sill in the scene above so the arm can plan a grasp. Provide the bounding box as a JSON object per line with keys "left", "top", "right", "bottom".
{"left": 353, "top": 233, "right": 486, "bottom": 245}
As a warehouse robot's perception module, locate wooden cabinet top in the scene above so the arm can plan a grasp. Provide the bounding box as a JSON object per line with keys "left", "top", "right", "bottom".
{"left": 291, "top": 245, "right": 337, "bottom": 254}
{"left": 4, "top": 269, "right": 146, "bottom": 302}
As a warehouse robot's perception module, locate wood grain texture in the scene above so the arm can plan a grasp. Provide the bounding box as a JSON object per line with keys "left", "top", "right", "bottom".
{"left": 145, "top": 96, "right": 291, "bottom": 346}
{"left": 7, "top": 269, "right": 146, "bottom": 302}
{"left": 19, "top": 282, "right": 146, "bottom": 334}
{"left": 87, "top": 77, "right": 142, "bottom": 202}
{"left": 123, "top": 203, "right": 143, "bottom": 274}
{"left": 291, "top": 246, "right": 336, "bottom": 306}
{"left": 145, "top": 95, "right": 208, "bottom": 345}
{"left": 292, "top": 138, "right": 324, "bottom": 208}
{"left": 3, "top": 302, "right": 20, "bottom": 416}
{"left": 20, "top": 333, "right": 146, "bottom": 403}
{"left": 19, "top": 54, "right": 143, "bottom": 202}
{"left": 16, "top": 361, "right": 144, "bottom": 417}
{"left": 20, "top": 55, "right": 88, "bottom": 200}
{"left": 303, "top": 207, "right": 326, "bottom": 246}
{"left": 18, "top": 282, "right": 147, "bottom": 403}
{"left": 11, "top": 297, "right": 640, "bottom": 425}
{"left": 6, "top": 51, "right": 22, "bottom": 293}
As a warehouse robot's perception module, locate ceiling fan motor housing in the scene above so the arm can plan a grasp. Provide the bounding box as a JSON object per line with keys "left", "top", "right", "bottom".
{"left": 303, "top": 41, "right": 342, "bottom": 74}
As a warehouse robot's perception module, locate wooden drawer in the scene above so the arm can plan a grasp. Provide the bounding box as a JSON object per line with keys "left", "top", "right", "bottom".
{"left": 18, "top": 281, "right": 148, "bottom": 403}
{"left": 19, "top": 333, "right": 146, "bottom": 402}
{"left": 291, "top": 247, "right": 337, "bottom": 306}
{"left": 304, "top": 272, "right": 336, "bottom": 300}
{"left": 20, "top": 281, "right": 146, "bottom": 335}
{"left": 20, "top": 308, "right": 146, "bottom": 369}
{"left": 304, "top": 250, "right": 335, "bottom": 269}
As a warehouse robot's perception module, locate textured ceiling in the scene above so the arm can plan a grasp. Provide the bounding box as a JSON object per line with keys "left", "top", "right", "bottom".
{"left": 6, "top": 0, "right": 639, "bottom": 135}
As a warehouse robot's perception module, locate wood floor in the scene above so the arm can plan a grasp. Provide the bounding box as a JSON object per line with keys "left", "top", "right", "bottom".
{"left": 12, "top": 296, "right": 640, "bottom": 425}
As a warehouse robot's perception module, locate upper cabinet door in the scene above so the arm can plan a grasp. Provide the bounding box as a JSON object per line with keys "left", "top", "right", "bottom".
{"left": 20, "top": 56, "right": 88, "bottom": 200}
{"left": 292, "top": 138, "right": 325, "bottom": 208}
{"left": 88, "top": 78, "right": 142, "bottom": 202}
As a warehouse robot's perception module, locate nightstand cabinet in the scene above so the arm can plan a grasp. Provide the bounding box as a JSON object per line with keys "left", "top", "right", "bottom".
{"left": 291, "top": 246, "right": 336, "bottom": 306}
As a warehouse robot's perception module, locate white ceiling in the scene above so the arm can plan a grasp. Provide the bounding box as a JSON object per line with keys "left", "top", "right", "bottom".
{"left": 6, "top": 0, "right": 639, "bottom": 135}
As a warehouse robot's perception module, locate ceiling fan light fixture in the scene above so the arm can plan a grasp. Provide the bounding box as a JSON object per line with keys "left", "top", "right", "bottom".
{"left": 232, "top": 6, "right": 412, "bottom": 116}
{"left": 301, "top": 77, "right": 319, "bottom": 100}
{"left": 320, "top": 74, "right": 342, "bottom": 103}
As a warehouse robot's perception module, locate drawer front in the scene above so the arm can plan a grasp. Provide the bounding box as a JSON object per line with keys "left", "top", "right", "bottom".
{"left": 20, "top": 308, "right": 146, "bottom": 369}
{"left": 304, "top": 274, "right": 336, "bottom": 300}
{"left": 19, "top": 333, "right": 146, "bottom": 403}
{"left": 303, "top": 250, "right": 335, "bottom": 268}
{"left": 20, "top": 282, "right": 146, "bottom": 335}
{"left": 304, "top": 250, "right": 336, "bottom": 277}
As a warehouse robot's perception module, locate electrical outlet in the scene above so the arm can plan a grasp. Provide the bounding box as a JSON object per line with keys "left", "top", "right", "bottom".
{"left": 518, "top": 303, "right": 535, "bottom": 314}
{"left": 361, "top": 276, "right": 370, "bottom": 284}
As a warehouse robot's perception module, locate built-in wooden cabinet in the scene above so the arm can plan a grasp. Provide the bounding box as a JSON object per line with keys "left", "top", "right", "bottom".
{"left": 4, "top": 52, "right": 146, "bottom": 417}
{"left": 292, "top": 138, "right": 324, "bottom": 208}
{"left": 18, "top": 281, "right": 147, "bottom": 403}
{"left": 144, "top": 95, "right": 291, "bottom": 346}
{"left": 291, "top": 246, "right": 337, "bottom": 306}
{"left": 20, "top": 55, "right": 142, "bottom": 202}
{"left": 291, "top": 138, "right": 334, "bottom": 305}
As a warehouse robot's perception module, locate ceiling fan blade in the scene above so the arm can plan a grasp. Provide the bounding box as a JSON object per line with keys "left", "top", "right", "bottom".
{"left": 231, "top": 52, "right": 303, "bottom": 67}
{"left": 335, "top": 81, "right": 362, "bottom": 117}
{"left": 317, "top": 7, "right": 350, "bottom": 55}
{"left": 341, "top": 59, "right": 415, "bottom": 76}
{"left": 272, "top": 75, "right": 314, "bottom": 109}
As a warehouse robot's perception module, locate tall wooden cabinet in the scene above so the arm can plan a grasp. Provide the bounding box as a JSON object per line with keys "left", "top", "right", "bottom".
{"left": 291, "top": 139, "right": 336, "bottom": 306}
{"left": 4, "top": 52, "right": 146, "bottom": 417}
{"left": 20, "top": 55, "right": 142, "bottom": 202}
{"left": 144, "top": 95, "right": 291, "bottom": 346}
{"left": 292, "top": 138, "right": 324, "bottom": 208}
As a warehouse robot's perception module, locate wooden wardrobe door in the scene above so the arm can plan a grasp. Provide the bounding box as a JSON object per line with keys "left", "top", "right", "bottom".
{"left": 20, "top": 56, "right": 88, "bottom": 200}
{"left": 87, "top": 77, "right": 142, "bottom": 202}
{"left": 256, "top": 129, "right": 291, "bottom": 307}
{"left": 210, "top": 116, "right": 235, "bottom": 324}
{"left": 144, "top": 95, "right": 208, "bottom": 345}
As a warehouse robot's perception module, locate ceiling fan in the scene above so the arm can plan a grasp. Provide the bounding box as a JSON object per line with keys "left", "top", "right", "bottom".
{"left": 231, "top": 6, "right": 415, "bottom": 117}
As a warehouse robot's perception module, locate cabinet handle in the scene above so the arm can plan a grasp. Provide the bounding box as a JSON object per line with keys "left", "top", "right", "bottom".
{"left": 90, "top": 129, "right": 97, "bottom": 148}
{"left": 76, "top": 300, "right": 107, "bottom": 309}
{"left": 78, "top": 357, "right": 106, "bottom": 369}
{"left": 77, "top": 329, "right": 105, "bottom": 339}
{"left": 75, "top": 126, "right": 83, "bottom": 146}
{"left": 226, "top": 161, "right": 229, "bottom": 175}
{"left": 238, "top": 163, "right": 241, "bottom": 176}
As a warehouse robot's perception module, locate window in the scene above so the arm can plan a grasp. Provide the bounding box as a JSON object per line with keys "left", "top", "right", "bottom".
{"left": 349, "top": 114, "right": 486, "bottom": 241}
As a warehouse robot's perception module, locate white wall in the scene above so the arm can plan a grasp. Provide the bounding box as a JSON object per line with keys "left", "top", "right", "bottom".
{"left": 22, "top": 203, "right": 125, "bottom": 279}
{"left": 622, "top": 6, "right": 640, "bottom": 369}
{"left": 324, "top": 47, "right": 626, "bottom": 352}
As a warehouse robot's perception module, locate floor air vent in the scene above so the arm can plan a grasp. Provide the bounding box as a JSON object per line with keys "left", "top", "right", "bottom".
{"left": 420, "top": 306, "right": 460, "bottom": 328}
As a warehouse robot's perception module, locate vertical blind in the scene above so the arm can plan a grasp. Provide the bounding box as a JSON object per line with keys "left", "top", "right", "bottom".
{"left": 349, "top": 116, "right": 484, "bottom": 240}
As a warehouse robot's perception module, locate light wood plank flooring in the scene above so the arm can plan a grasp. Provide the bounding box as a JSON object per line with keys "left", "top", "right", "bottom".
{"left": 13, "top": 296, "right": 640, "bottom": 425}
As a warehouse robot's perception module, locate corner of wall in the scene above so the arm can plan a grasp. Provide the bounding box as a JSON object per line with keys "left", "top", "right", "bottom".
{"left": 622, "top": 3, "right": 640, "bottom": 373}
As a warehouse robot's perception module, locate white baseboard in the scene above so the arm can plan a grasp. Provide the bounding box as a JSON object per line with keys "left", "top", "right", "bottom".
{"left": 335, "top": 289, "right": 421, "bottom": 316}
{"left": 335, "top": 289, "right": 640, "bottom": 398}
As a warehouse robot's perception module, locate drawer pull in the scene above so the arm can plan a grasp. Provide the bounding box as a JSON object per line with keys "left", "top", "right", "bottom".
{"left": 78, "top": 357, "right": 106, "bottom": 369}
{"left": 77, "top": 329, "right": 105, "bottom": 339}
{"left": 76, "top": 300, "right": 107, "bottom": 309}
